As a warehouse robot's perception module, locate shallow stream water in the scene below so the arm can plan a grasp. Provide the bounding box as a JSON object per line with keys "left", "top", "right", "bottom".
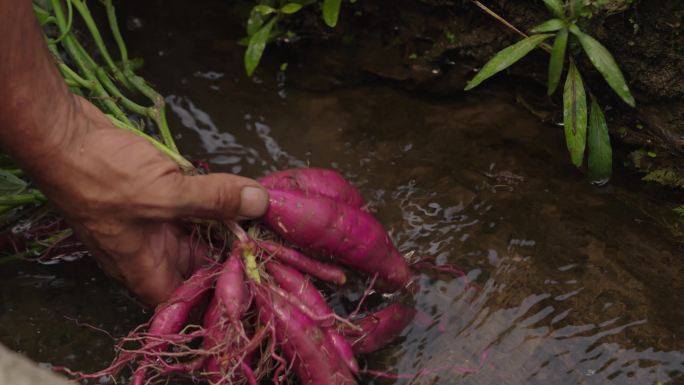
{"left": 1, "top": 1, "right": 683, "bottom": 384}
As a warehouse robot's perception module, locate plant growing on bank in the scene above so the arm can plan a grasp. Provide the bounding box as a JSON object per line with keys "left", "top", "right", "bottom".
{"left": 466, "top": 0, "right": 635, "bottom": 182}
{"left": 243, "top": 0, "right": 349, "bottom": 75}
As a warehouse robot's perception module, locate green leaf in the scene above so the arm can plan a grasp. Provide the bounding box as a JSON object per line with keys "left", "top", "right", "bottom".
{"left": 246, "top": 8, "right": 265, "bottom": 36}
{"left": 254, "top": 5, "right": 277, "bottom": 15}
{"left": 571, "top": 29, "right": 635, "bottom": 107}
{"left": 280, "top": 3, "right": 303, "bottom": 14}
{"left": 244, "top": 17, "right": 277, "bottom": 76}
{"left": 587, "top": 100, "right": 612, "bottom": 181}
{"left": 530, "top": 18, "right": 565, "bottom": 33}
{"left": 563, "top": 62, "right": 587, "bottom": 167}
{"left": 465, "top": 34, "right": 553, "bottom": 91}
{"left": 570, "top": 0, "right": 587, "bottom": 18}
{"left": 542, "top": 0, "right": 565, "bottom": 18}
{"left": 547, "top": 27, "right": 568, "bottom": 95}
{"left": 322, "top": 0, "right": 342, "bottom": 27}
{"left": 0, "top": 170, "right": 27, "bottom": 196}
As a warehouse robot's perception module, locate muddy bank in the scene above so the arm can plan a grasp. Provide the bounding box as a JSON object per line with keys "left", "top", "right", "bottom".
{"left": 274, "top": 0, "right": 683, "bottom": 187}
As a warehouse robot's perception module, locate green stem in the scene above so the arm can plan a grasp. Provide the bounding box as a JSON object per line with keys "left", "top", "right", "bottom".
{"left": 70, "top": 0, "right": 133, "bottom": 90}
{"left": 107, "top": 116, "right": 194, "bottom": 172}
{"left": 39, "top": 1, "right": 188, "bottom": 171}
{"left": 96, "top": 67, "right": 150, "bottom": 116}
{"left": 103, "top": 0, "right": 129, "bottom": 70}
{"left": 123, "top": 71, "right": 179, "bottom": 153}
{"left": 59, "top": 63, "right": 92, "bottom": 89}
{"left": 49, "top": 0, "right": 130, "bottom": 123}
{"left": 51, "top": 0, "right": 72, "bottom": 43}
{"left": 0, "top": 191, "right": 47, "bottom": 205}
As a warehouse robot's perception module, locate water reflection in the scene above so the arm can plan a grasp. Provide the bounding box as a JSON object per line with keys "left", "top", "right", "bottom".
{"left": 162, "top": 79, "right": 684, "bottom": 384}
{"left": 142, "top": 15, "right": 684, "bottom": 382}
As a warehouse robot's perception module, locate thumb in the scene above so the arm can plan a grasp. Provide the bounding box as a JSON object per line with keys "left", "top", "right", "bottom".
{"left": 170, "top": 173, "right": 269, "bottom": 220}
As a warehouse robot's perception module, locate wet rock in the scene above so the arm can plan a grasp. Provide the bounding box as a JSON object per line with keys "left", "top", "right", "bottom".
{"left": 0, "top": 344, "right": 72, "bottom": 385}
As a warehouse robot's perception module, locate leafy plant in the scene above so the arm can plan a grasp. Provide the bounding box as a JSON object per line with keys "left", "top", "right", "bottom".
{"left": 466, "top": 0, "right": 635, "bottom": 182}
{"left": 243, "top": 0, "right": 345, "bottom": 76}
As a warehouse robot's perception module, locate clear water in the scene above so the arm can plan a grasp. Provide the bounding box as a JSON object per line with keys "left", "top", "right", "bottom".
{"left": 1, "top": 1, "right": 682, "bottom": 384}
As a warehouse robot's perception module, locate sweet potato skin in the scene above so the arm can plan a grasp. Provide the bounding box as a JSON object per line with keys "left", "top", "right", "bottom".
{"left": 264, "top": 189, "right": 413, "bottom": 290}
{"left": 343, "top": 303, "right": 416, "bottom": 354}
{"left": 203, "top": 254, "right": 251, "bottom": 384}
{"left": 215, "top": 253, "right": 248, "bottom": 320}
{"left": 132, "top": 265, "right": 218, "bottom": 385}
{"left": 255, "top": 286, "right": 357, "bottom": 385}
{"left": 267, "top": 262, "right": 359, "bottom": 372}
{"left": 259, "top": 168, "right": 364, "bottom": 208}
{"left": 149, "top": 265, "right": 217, "bottom": 335}
{"left": 259, "top": 240, "right": 347, "bottom": 285}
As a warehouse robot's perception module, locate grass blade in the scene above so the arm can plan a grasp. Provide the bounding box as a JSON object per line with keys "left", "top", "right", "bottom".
{"left": 548, "top": 27, "right": 568, "bottom": 95}
{"left": 465, "top": 34, "right": 553, "bottom": 90}
{"left": 244, "top": 17, "right": 277, "bottom": 76}
{"left": 587, "top": 100, "right": 612, "bottom": 181}
{"left": 322, "top": 0, "right": 342, "bottom": 27}
{"left": 572, "top": 30, "right": 635, "bottom": 107}
{"left": 563, "top": 62, "right": 587, "bottom": 167}
{"left": 530, "top": 19, "right": 565, "bottom": 33}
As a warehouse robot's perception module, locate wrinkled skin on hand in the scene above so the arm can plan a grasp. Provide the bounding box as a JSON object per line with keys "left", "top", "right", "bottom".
{"left": 38, "top": 96, "right": 269, "bottom": 305}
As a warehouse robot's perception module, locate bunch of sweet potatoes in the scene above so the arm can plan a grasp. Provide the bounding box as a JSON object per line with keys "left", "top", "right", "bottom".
{"left": 72, "top": 168, "right": 418, "bottom": 385}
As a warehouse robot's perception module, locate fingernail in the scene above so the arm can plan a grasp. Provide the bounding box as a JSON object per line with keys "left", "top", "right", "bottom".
{"left": 239, "top": 186, "right": 269, "bottom": 218}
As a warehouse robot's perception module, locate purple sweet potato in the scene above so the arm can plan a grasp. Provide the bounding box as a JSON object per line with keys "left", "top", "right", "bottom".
{"left": 202, "top": 296, "right": 224, "bottom": 384}
{"left": 342, "top": 303, "right": 416, "bottom": 354}
{"left": 148, "top": 265, "right": 217, "bottom": 336}
{"left": 204, "top": 253, "right": 251, "bottom": 384}
{"left": 266, "top": 262, "right": 359, "bottom": 373}
{"left": 132, "top": 265, "right": 218, "bottom": 385}
{"left": 259, "top": 240, "right": 347, "bottom": 285}
{"left": 325, "top": 329, "right": 359, "bottom": 373}
{"left": 215, "top": 253, "right": 248, "bottom": 319}
{"left": 254, "top": 286, "right": 357, "bottom": 385}
{"left": 259, "top": 168, "right": 364, "bottom": 208}
{"left": 264, "top": 189, "right": 413, "bottom": 290}
{"left": 266, "top": 262, "right": 330, "bottom": 319}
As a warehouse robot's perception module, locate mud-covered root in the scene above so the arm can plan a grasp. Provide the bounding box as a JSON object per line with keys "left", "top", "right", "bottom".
{"left": 254, "top": 285, "right": 358, "bottom": 385}
{"left": 259, "top": 167, "right": 365, "bottom": 208}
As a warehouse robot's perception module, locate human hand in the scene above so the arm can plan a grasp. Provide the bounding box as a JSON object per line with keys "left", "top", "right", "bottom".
{"left": 36, "top": 96, "right": 269, "bottom": 305}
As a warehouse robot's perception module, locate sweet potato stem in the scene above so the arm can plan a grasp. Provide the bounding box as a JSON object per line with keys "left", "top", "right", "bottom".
{"left": 40, "top": 0, "right": 185, "bottom": 166}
